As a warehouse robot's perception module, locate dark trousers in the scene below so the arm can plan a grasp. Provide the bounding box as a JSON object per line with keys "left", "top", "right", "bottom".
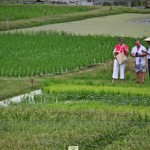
{"left": 148, "top": 59, "right": 150, "bottom": 76}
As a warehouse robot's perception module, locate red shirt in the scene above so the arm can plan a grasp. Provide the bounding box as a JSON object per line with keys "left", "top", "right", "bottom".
{"left": 114, "top": 44, "right": 128, "bottom": 59}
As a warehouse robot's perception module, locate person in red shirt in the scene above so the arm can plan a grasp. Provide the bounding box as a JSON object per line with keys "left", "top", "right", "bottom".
{"left": 112, "top": 37, "right": 129, "bottom": 83}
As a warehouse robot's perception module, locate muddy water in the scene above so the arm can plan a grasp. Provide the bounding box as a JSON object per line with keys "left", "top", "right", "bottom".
{"left": 13, "top": 13, "right": 150, "bottom": 37}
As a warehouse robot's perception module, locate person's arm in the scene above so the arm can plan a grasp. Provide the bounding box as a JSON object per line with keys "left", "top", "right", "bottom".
{"left": 122, "top": 45, "right": 129, "bottom": 53}
{"left": 131, "top": 52, "right": 146, "bottom": 57}
{"left": 130, "top": 48, "right": 135, "bottom": 57}
{"left": 138, "top": 48, "right": 147, "bottom": 57}
{"left": 131, "top": 53, "right": 135, "bottom": 57}
{"left": 113, "top": 48, "right": 119, "bottom": 56}
{"left": 142, "top": 50, "right": 150, "bottom": 55}
{"left": 137, "top": 53, "right": 147, "bottom": 57}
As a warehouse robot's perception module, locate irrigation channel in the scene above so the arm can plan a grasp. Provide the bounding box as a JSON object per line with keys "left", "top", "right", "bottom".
{"left": 11, "top": 13, "right": 150, "bottom": 37}
{"left": 0, "top": 90, "right": 42, "bottom": 107}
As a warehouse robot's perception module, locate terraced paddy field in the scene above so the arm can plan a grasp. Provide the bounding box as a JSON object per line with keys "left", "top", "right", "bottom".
{"left": 1, "top": 69, "right": 150, "bottom": 149}
{"left": 1, "top": 31, "right": 149, "bottom": 78}
{"left": 0, "top": 4, "right": 150, "bottom": 150}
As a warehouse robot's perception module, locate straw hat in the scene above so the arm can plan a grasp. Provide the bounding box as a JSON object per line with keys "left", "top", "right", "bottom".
{"left": 144, "top": 37, "right": 150, "bottom": 42}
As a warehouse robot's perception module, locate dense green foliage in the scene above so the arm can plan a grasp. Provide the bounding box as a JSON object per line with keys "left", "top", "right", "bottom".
{"left": 1, "top": 32, "right": 146, "bottom": 77}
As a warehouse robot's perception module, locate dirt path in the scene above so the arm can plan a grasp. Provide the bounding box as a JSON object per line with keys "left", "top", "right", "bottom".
{"left": 12, "top": 13, "right": 150, "bottom": 37}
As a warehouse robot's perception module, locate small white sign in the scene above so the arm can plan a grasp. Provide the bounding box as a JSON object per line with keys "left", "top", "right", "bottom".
{"left": 68, "top": 146, "right": 79, "bottom": 150}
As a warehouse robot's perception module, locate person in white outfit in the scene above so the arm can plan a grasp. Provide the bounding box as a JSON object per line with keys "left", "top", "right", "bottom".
{"left": 131, "top": 39, "right": 147, "bottom": 83}
{"left": 112, "top": 37, "right": 129, "bottom": 83}
{"left": 143, "top": 37, "right": 150, "bottom": 76}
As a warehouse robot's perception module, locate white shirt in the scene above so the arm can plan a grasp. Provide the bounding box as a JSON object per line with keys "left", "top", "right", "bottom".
{"left": 147, "top": 47, "right": 150, "bottom": 59}
{"left": 131, "top": 45, "right": 147, "bottom": 65}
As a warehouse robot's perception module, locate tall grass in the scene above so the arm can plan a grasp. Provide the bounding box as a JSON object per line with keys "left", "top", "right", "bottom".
{"left": 0, "top": 31, "right": 143, "bottom": 77}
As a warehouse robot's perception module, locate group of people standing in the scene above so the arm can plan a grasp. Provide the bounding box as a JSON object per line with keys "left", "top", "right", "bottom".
{"left": 112, "top": 37, "right": 150, "bottom": 84}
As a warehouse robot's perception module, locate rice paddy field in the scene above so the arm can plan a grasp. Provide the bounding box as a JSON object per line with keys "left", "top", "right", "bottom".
{"left": 0, "top": 5, "right": 96, "bottom": 21}
{"left": 0, "top": 4, "right": 150, "bottom": 31}
{"left": 0, "top": 4, "right": 150, "bottom": 150}
{"left": 0, "top": 31, "right": 148, "bottom": 77}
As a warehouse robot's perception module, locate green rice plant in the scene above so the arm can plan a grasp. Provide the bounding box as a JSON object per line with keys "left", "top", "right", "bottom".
{"left": 42, "top": 78, "right": 150, "bottom": 106}
{"left": 0, "top": 4, "right": 96, "bottom": 21}
{"left": 0, "top": 31, "right": 145, "bottom": 77}
{"left": 44, "top": 82, "right": 150, "bottom": 97}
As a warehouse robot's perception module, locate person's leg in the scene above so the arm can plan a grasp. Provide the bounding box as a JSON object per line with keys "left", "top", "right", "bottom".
{"left": 140, "top": 64, "right": 146, "bottom": 83}
{"left": 148, "top": 59, "right": 150, "bottom": 76}
{"left": 141, "top": 72, "right": 145, "bottom": 83}
{"left": 120, "top": 63, "right": 126, "bottom": 83}
{"left": 136, "top": 72, "right": 140, "bottom": 83}
{"left": 135, "top": 64, "right": 140, "bottom": 83}
{"left": 112, "top": 60, "right": 119, "bottom": 83}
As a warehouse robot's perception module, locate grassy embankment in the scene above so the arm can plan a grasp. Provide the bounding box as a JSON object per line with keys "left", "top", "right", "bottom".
{"left": 0, "top": 5, "right": 150, "bottom": 31}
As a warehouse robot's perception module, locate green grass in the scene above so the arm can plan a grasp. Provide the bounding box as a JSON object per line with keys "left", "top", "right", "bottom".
{"left": 0, "top": 77, "right": 43, "bottom": 101}
{"left": 0, "top": 5, "right": 150, "bottom": 31}
{"left": 0, "top": 102, "right": 150, "bottom": 149}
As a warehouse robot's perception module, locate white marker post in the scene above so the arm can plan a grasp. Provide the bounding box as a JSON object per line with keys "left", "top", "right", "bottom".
{"left": 68, "top": 146, "right": 79, "bottom": 150}
{"left": 6, "top": 19, "right": 9, "bottom": 30}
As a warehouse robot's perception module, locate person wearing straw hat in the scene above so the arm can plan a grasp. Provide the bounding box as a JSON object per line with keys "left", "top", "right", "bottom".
{"left": 112, "top": 37, "right": 129, "bottom": 84}
{"left": 143, "top": 37, "right": 150, "bottom": 76}
{"left": 131, "top": 39, "right": 147, "bottom": 84}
